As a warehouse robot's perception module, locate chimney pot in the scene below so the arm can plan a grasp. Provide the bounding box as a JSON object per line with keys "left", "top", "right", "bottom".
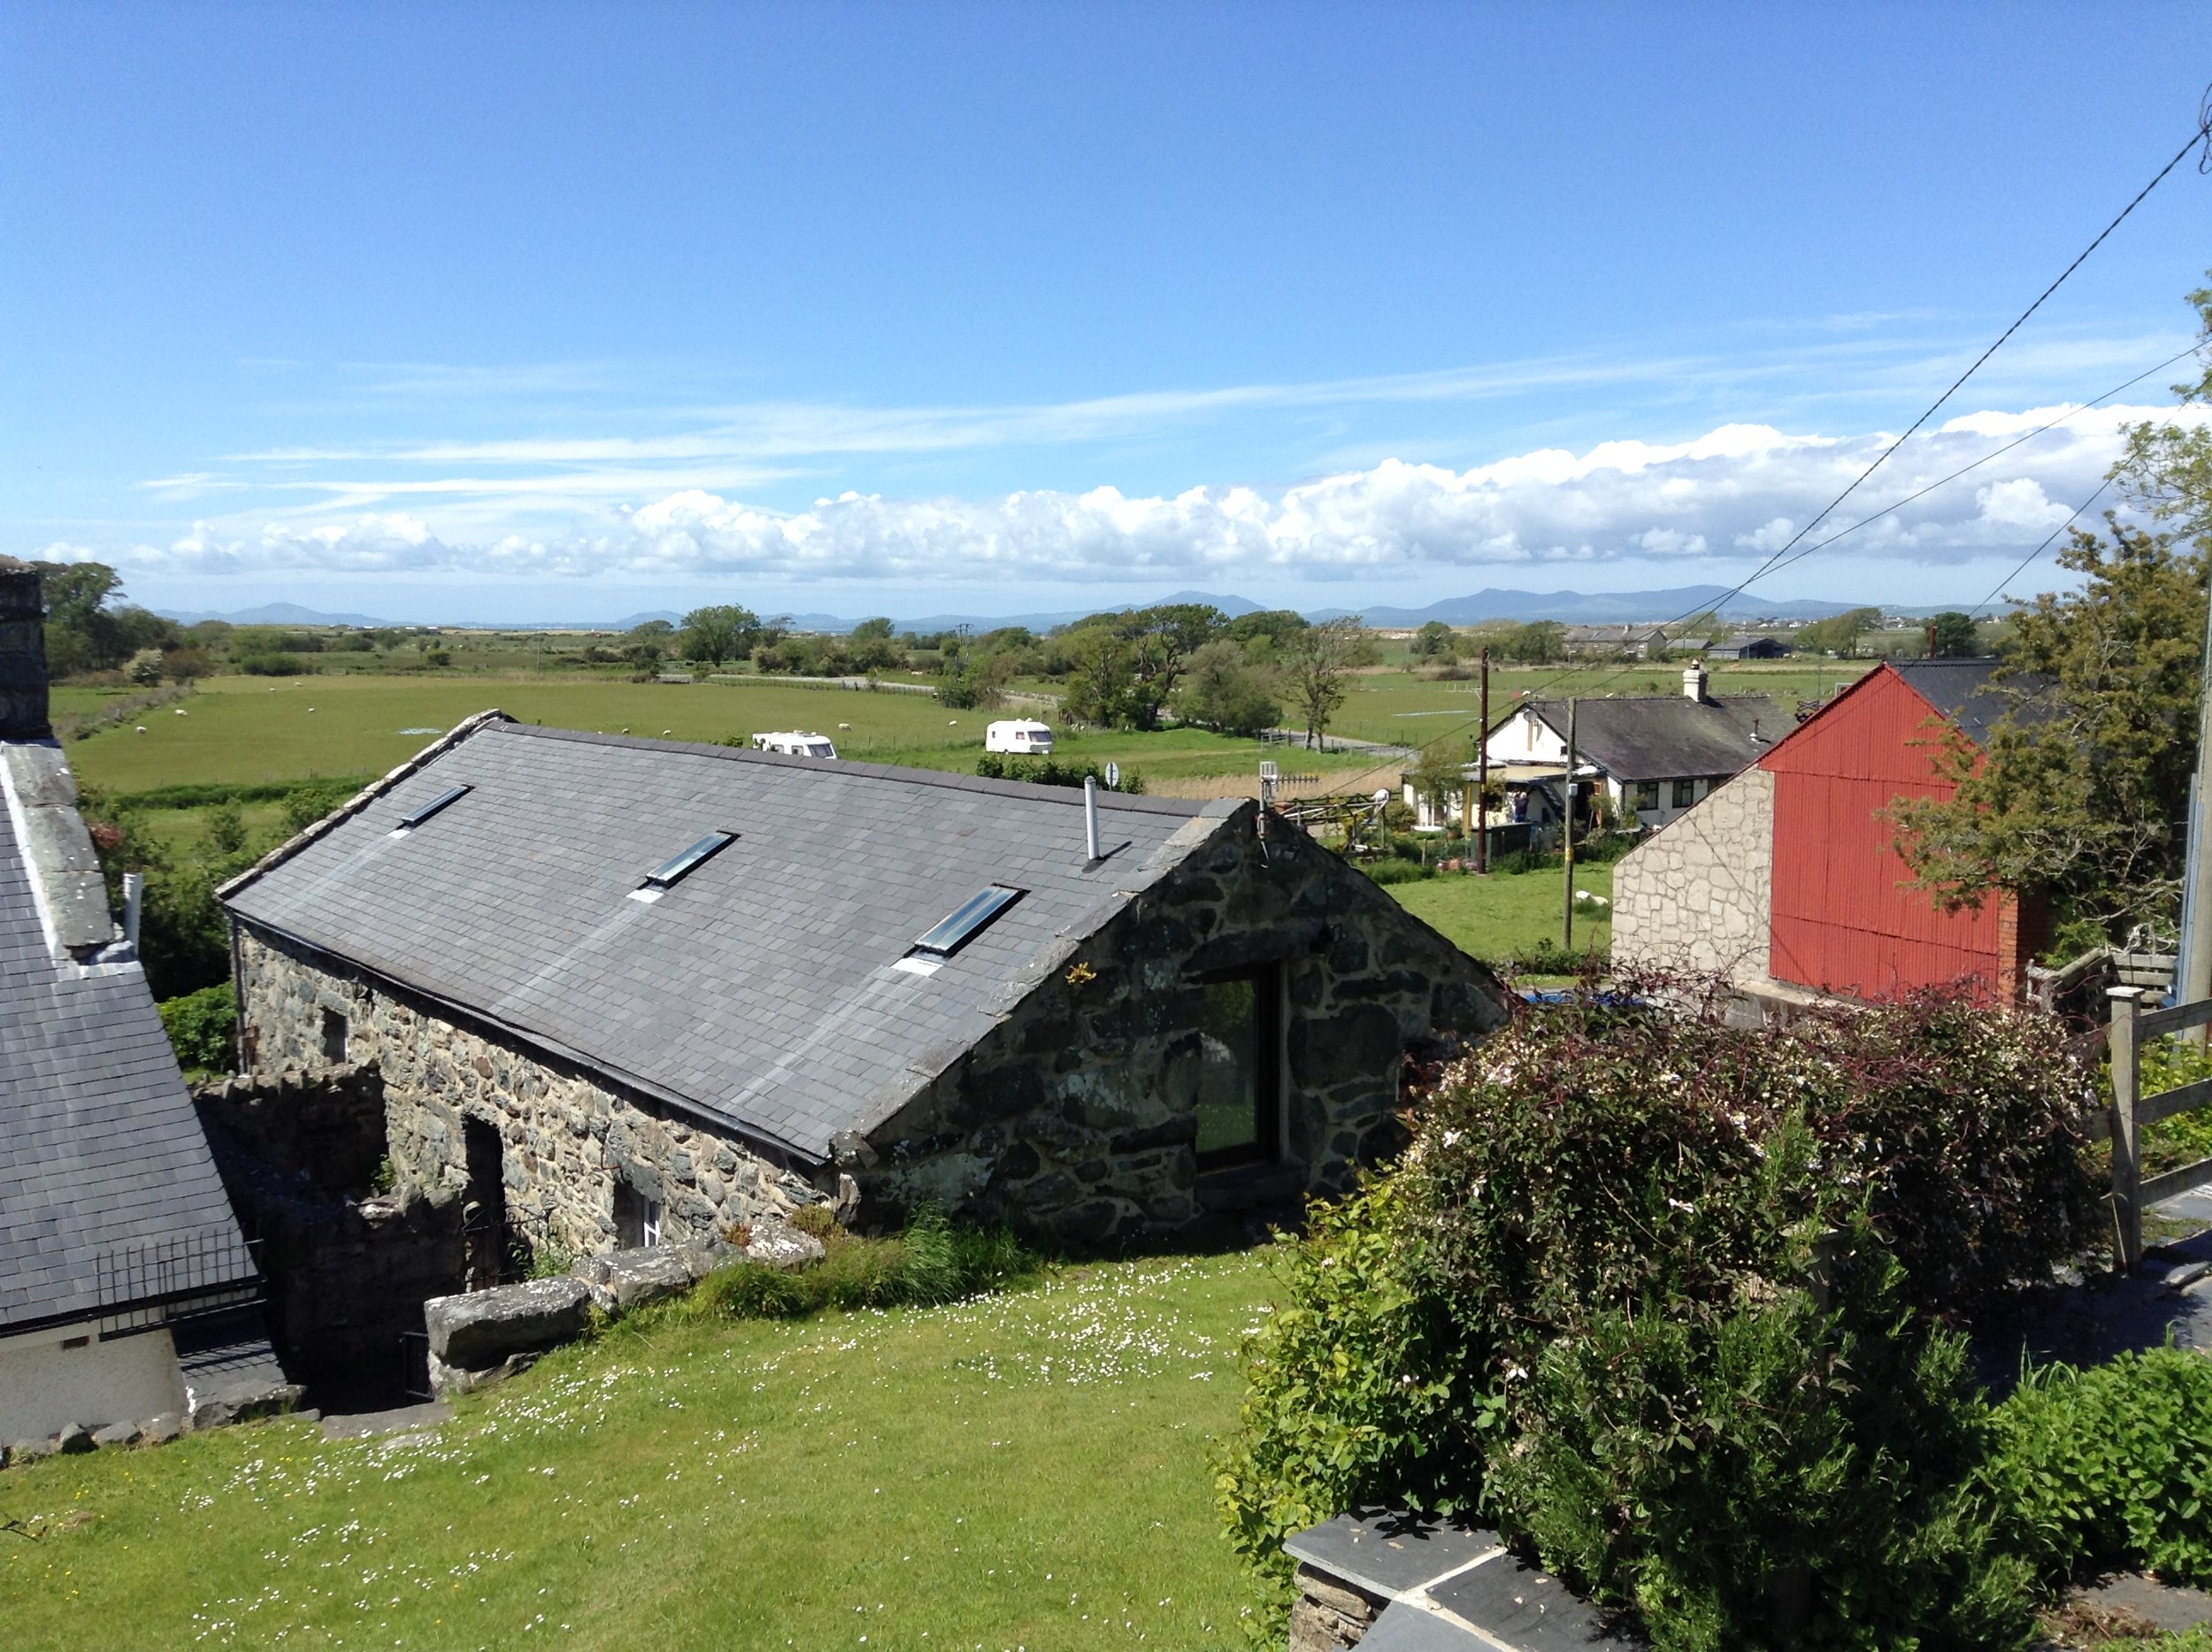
{"left": 0, "top": 559, "right": 50, "bottom": 741}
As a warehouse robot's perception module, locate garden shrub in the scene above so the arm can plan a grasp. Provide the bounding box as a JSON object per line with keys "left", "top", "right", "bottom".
{"left": 680, "top": 1206, "right": 1045, "bottom": 1327}
{"left": 238, "top": 652, "right": 311, "bottom": 676}
{"left": 1359, "top": 857, "right": 1431, "bottom": 886}
{"left": 1982, "top": 1345, "right": 2212, "bottom": 1589}
{"left": 157, "top": 980, "right": 236, "bottom": 1072}
{"left": 1220, "top": 978, "right": 2101, "bottom": 1648}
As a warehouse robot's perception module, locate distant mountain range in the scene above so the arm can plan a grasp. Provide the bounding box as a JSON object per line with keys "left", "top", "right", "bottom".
{"left": 159, "top": 585, "right": 1871, "bottom": 634}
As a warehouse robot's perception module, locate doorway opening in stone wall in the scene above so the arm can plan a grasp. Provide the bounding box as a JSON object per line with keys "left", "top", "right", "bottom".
{"left": 1193, "top": 964, "right": 1283, "bottom": 1171}
{"left": 613, "top": 1179, "right": 663, "bottom": 1249}
{"left": 461, "top": 1115, "right": 511, "bottom": 1290}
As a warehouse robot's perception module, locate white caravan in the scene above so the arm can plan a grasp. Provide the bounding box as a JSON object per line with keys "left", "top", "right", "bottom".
{"left": 985, "top": 719, "right": 1055, "bottom": 756}
{"left": 751, "top": 731, "right": 838, "bottom": 759}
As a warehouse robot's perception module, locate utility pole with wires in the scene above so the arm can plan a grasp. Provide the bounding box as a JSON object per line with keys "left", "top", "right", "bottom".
{"left": 1476, "top": 646, "right": 1491, "bottom": 874}
{"left": 1562, "top": 697, "right": 1578, "bottom": 952}
{"left": 2177, "top": 583, "right": 2212, "bottom": 1018}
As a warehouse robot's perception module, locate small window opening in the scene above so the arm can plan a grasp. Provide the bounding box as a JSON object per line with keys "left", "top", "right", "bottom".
{"left": 1193, "top": 964, "right": 1282, "bottom": 1170}
{"left": 641, "top": 831, "right": 736, "bottom": 891}
{"left": 319, "top": 1007, "right": 349, "bottom": 1064}
{"left": 613, "top": 1179, "right": 664, "bottom": 1249}
{"left": 396, "top": 784, "right": 472, "bottom": 831}
{"left": 910, "top": 886, "right": 1023, "bottom": 959}
{"left": 59, "top": 1334, "right": 88, "bottom": 1350}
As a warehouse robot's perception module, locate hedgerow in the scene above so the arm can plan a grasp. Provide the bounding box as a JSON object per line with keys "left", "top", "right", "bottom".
{"left": 1217, "top": 977, "right": 2104, "bottom": 1649}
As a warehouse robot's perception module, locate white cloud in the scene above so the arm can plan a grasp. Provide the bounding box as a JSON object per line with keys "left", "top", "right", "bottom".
{"left": 105, "top": 400, "right": 2212, "bottom": 588}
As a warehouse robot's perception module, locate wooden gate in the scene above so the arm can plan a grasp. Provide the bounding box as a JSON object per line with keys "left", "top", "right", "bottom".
{"left": 2107, "top": 986, "right": 2212, "bottom": 1269}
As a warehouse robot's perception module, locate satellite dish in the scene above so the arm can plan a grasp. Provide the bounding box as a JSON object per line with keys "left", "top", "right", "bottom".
{"left": 1104, "top": 760, "right": 1121, "bottom": 788}
{"left": 1372, "top": 788, "right": 1392, "bottom": 808}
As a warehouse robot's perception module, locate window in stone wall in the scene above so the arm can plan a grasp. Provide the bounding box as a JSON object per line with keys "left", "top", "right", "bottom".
{"left": 1193, "top": 964, "right": 1282, "bottom": 1170}
{"left": 614, "top": 1179, "right": 663, "bottom": 1249}
{"left": 319, "top": 1007, "right": 348, "bottom": 1064}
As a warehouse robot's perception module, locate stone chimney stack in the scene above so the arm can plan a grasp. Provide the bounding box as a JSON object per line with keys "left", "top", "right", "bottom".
{"left": 1682, "top": 663, "right": 1709, "bottom": 704}
{"left": 0, "top": 558, "right": 50, "bottom": 741}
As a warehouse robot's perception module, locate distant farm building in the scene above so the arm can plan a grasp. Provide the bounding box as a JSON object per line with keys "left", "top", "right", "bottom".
{"left": 1560, "top": 624, "right": 1670, "bottom": 659}
{"left": 1612, "top": 659, "right": 2047, "bottom": 1008}
{"left": 1705, "top": 634, "right": 1793, "bottom": 661}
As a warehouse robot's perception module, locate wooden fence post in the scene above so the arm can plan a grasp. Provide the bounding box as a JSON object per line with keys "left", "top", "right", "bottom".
{"left": 2110, "top": 985, "right": 2145, "bottom": 1272}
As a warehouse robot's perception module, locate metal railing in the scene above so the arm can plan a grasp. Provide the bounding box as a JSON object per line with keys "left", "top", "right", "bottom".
{"left": 95, "top": 1226, "right": 262, "bottom": 1339}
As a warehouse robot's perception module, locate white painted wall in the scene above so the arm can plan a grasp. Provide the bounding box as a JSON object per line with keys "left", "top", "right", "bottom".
{"left": 0, "top": 1322, "right": 186, "bottom": 1441}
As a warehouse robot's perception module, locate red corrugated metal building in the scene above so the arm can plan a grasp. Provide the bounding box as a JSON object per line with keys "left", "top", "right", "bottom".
{"left": 1762, "top": 659, "right": 2044, "bottom": 1005}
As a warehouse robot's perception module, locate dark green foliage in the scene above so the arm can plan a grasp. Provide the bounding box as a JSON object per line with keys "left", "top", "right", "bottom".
{"left": 1359, "top": 857, "right": 1431, "bottom": 885}
{"left": 81, "top": 788, "right": 260, "bottom": 1000}
{"left": 1493, "top": 1245, "right": 2033, "bottom": 1652}
{"left": 239, "top": 653, "right": 311, "bottom": 676}
{"left": 685, "top": 1208, "right": 1046, "bottom": 1326}
{"left": 1983, "top": 1346, "right": 2212, "bottom": 1589}
{"left": 100, "top": 776, "right": 375, "bottom": 812}
{"left": 1219, "top": 983, "right": 2101, "bottom": 1648}
{"left": 972, "top": 753, "right": 1144, "bottom": 793}
{"left": 1926, "top": 611, "right": 1981, "bottom": 657}
{"left": 157, "top": 981, "right": 236, "bottom": 1073}
{"left": 1213, "top": 1181, "right": 1484, "bottom": 1610}
{"left": 280, "top": 780, "right": 359, "bottom": 835}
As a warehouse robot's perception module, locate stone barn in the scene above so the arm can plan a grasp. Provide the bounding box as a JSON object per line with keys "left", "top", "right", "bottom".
{"left": 219, "top": 713, "right": 1508, "bottom": 1256}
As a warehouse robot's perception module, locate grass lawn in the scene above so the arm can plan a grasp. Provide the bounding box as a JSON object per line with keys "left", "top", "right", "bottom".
{"left": 65, "top": 673, "right": 1371, "bottom": 797}
{"left": 0, "top": 1252, "right": 1267, "bottom": 1651}
{"left": 1387, "top": 861, "right": 1612, "bottom": 965}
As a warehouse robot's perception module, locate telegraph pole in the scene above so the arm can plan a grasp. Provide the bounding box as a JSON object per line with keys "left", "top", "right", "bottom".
{"left": 1476, "top": 646, "right": 1491, "bottom": 874}
{"left": 1563, "top": 697, "right": 1578, "bottom": 951}
{"left": 2178, "top": 580, "right": 2212, "bottom": 1013}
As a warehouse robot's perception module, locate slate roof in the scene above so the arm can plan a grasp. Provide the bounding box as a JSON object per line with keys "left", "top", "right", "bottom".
{"left": 223, "top": 718, "right": 1242, "bottom": 1162}
{"left": 1887, "top": 657, "right": 2055, "bottom": 747}
{"left": 1518, "top": 695, "right": 1787, "bottom": 783}
{"left": 0, "top": 746, "right": 254, "bottom": 1332}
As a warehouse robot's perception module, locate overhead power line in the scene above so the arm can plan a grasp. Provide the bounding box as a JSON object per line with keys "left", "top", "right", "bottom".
{"left": 1399, "top": 90, "right": 2212, "bottom": 761}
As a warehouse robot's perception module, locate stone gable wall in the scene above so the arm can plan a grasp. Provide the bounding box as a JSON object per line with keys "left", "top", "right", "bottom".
{"left": 849, "top": 807, "right": 1509, "bottom": 1246}
{"left": 1610, "top": 767, "right": 1775, "bottom": 981}
{"left": 234, "top": 928, "right": 825, "bottom": 1261}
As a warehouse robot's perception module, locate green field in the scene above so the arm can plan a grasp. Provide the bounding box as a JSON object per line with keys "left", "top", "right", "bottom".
{"left": 0, "top": 1252, "right": 1264, "bottom": 1651}
{"left": 1390, "top": 860, "right": 1613, "bottom": 964}
{"left": 63, "top": 675, "right": 1372, "bottom": 796}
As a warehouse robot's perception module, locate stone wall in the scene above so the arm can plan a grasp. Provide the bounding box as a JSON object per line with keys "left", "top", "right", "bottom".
{"left": 234, "top": 927, "right": 826, "bottom": 1262}
{"left": 849, "top": 805, "right": 1510, "bottom": 1246}
{"left": 194, "top": 1063, "right": 388, "bottom": 1197}
{"left": 1611, "top": 767, "right": 1774, "bottom": 982}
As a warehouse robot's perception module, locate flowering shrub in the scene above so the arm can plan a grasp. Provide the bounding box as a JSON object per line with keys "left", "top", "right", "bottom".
{"left": 1219, "top": 977, "right": 2101, "bottom": 1648}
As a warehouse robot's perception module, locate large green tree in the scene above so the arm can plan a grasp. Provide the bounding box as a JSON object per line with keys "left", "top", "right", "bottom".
{"left": 1886, "top": 523, "right": 2208, "bottom": 933}
{"left": 1170, "top": 639, "right": 1281, "bottom": 736}
{"left": 680, "top": 604, "right": 763, "bottom": 667}
{"left": 1925, "top": 611, "right": 1980, "bottom": 658}
{"left": 1797, "top": 606, "right": 1884, "bottom": 658}
{"left": 1061, "top": 603, "right": 1226, "bottom": 729}
{"left": 1280, "top": 616, "right": 1375, "bottom": 749}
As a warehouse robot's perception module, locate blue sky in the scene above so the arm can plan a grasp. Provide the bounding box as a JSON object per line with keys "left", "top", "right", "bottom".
{"left": 4, "top": 3, "right": 2211, "bottom": 623}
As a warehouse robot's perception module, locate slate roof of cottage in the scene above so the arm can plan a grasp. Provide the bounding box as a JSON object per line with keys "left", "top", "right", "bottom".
{"left": 0, "top": 747, "right": 254, "bottom": 1332}
{"left": 1516, "top": 695, "right": 1787, "bottom": 783}
{"left": 1886, "top": 657, "right": 2055, "bottom": 747}
{"left": 222, "top": 718, "right": 1244, "bottom": 1162}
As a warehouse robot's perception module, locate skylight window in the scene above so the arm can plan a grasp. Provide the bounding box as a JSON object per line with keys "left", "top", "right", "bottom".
{"left": 910, "top": 886, "right": 1023, "bottom": 959}
{"left": 394, "top": 784, "right": 471, "bottom": 831}
{"left": 641, "top": 831, "right": 736, "bottom": 890}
